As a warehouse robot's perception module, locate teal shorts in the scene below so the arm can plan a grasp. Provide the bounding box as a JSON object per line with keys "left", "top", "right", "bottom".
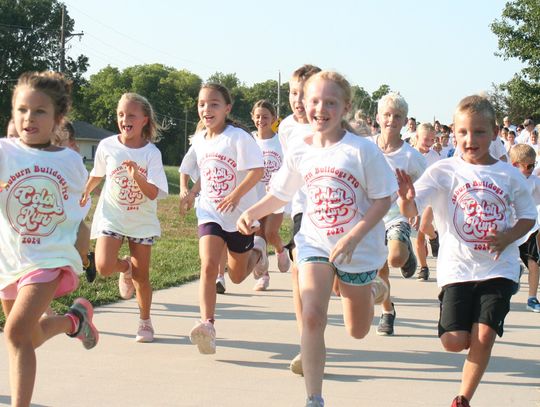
{"left": 298, "top": 256, "right": 378, "bottom": 286}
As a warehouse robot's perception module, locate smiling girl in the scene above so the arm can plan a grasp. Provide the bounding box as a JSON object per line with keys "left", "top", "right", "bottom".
{"left": 81, "top": 92, "right": 168, "bottom": 343}
{"left": 237, "top": 71, "right": 396, "bottom": 407}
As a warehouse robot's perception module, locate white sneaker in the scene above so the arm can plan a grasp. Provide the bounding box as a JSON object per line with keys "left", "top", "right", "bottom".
{"left": 253, "top": 274, "right": 270, "bottom": 291}
{"left": 189, "top": 320, "right": 216, "bottom": 354}
{"left": 118, "top": 256, "right": 135, "bottom": 299}
{"left": 135, "top": 319, "right": 154, "bottom": 343}
{"left": 371, "top": 276, "right": 389, "bottom": 305}
{"left": 216, "top": 275, "right": 226, "bottom": 294}
{"left": 252, "top": 236, "right": 269, "bottom": 279}
{"left": 276, "top": 249, "right": 291, "bottom": 272}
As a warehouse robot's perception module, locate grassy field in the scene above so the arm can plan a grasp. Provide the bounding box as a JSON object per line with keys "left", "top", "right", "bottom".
{"left": 0, "top": 166, "right": 290, "bottom": 327}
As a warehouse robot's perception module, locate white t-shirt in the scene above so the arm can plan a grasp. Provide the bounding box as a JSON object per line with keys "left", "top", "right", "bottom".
{"left": 182, "top": 125, "right": 264, "bottom": 232}
{"left": 423, "top": 149, "right": 441, "bottom": 167}
{"left": 370, "top": 137, "right": 427, "bottom": 227}
{"left": 517, "top": 129, "right": 532, "bottom": 144}
{"left": 90, "top": 135, "right": 168, "bottom": 239}
{"left": 0, "top": 140, "right": 89, "bottom": 289}
{"left": 413, "top": 157, "right": 536, "bottom": 287}
{"left": 278, "top": 115, "right": 312, "bottom": 218}
{"left": 179, "top": 145, "right": 199, "bottom": 182}
{"left": 254, "top": 133, "right": 284, "bottom": 197}
{"left": 490, "top": 135, "right": 508, "bottom": 160}
{"left": 270, "top": 131, "right": 398, "bottom": 273}
{"left": 516, "top": 174, "right": 540, "bottom": 244}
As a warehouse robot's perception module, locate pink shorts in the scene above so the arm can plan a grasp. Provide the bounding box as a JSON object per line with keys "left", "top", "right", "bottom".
{"left": 0, "top": 266, "right": 79, "bottom": 300}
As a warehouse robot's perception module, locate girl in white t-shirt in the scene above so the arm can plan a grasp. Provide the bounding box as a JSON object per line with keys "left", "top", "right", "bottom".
{"left": 251, "top": 100, "right": 291, "bottom": 291}
{"left": 81, "top": 93, "right": 168, "bottom": 343}
{"left": 179, "top": 83, "right": 264, "bottom": 355}
{"left": 238, "top": 71, "right": 396, "bottom": 407}
{"left": 1, "top": 72, "right": 98, "bottom": 407}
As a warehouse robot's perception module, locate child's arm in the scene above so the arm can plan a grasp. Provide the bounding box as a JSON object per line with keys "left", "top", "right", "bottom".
{"left": 329, "top": 196, "right": 392, "bottom": 264}
{"left": 123, "top": 160, "right": 159, "bottom": 200}
{"left": 216, "top": 167, "right": 264, "bottom": 213}
{"left": 487, "top": 218, "right": 535, "bottom": 260}
{"left": 396, "top": 168, "right": 419, "bottom": 218}
{"left": 80, "top": 175, "right": 103, "bottom": 206}
{"left": 179, "top": 174, "right": 200, "bottom": 216}
{"left": 237, "top": 193, "right": 288, "bottom": 234}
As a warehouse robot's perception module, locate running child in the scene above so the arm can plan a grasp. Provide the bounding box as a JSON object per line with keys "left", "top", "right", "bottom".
{"left": 179, "top": 83, "right": 264, "bottom": 354}
{"left": 372, "top": 93, "right": 427, "bottom": 335}
{"left": 81, "top": 92, "right": 168, "bottom": 343}
{"left": 397, "top": 95, "right": 536, "bottom": 407}
{"left": 1, "top": 71, "right": 98, "bottom": 407}
{"left": 252, "top": 100, "right": 290, "bottom": 291}
{"left": 509, "top": 144, "right": 540, "bottom": 312}
{"left": 238, "top": 71, "right": 395, "bottom": 407}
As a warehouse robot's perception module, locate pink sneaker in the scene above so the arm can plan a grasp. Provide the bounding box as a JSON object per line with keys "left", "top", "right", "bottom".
{"left": 135, "top": 319, "right": 154, "bottom": 343}
{"left": 67, "top": 298, "right": 99, "bottom": 350}
{"left": 276, "top": 249, "right": 291, "bottom": 272}
{"left": 189, "top": 320, "right": 216, "bottom": 354}
{"left": 119, "top": 256, "right": 135, "bottom": 299}
{"left": 253, "top": 274, "right": 270, "bottom": 291}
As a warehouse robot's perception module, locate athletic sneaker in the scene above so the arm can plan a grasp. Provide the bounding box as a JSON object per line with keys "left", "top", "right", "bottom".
{"left": 376, "top": 304, "right": 396, "bottom": 336}
{"left": 290, "top": 353, "right": 303, "bottom": 376}
{"left": 253, "top": 274, "right": 270, "bottom": 291}
{"left": 216, "top": 275, "right": 226, "bottom": 294}
{"left": 190, "top": 320, "right": 216, "bottom": 354}
{"left": 252, "top": 236, "right": 268, "bottom": 278}
{"left": 450, "top": 395, "right": 470, "bottom": 407}
{"left": 526, "top": 297, "right": 540, "bottom": 312}
{"left": 277, "top": 249, "right": 291, "bottom": 272}
{"left": 417, "top": 266, "right": 429, "bottom": 281}
{"left": 118, "top": 256, "right": 135, "bottom": 299}
{"left": 371, "top": 276, "right": 389, "bottom": 304}
{"left": 135, "top": 319, "right": 154, "bottom": 342}
{"left": 400, "top": 238, "right": 417, "bottom": 278}
{"left": 67, "top": 298, "right": 99, "bottom": 350}
{"left": 305, "top": 396, "right": 325, "bottom": 407}
{"left": 429, "top": 232, "right": 439, "bottom": 257}
{"left": 84, "top": 251, "right": 97, "bottom": 283}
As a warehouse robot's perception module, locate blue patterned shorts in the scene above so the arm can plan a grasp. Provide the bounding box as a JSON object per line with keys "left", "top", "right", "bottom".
{"left": 97, "top": 230, "right": 156, "bottom": 246}
{"left": 385, "top": 221, "right": 412, "bottom": 244}
{"left": 298, "top": 256, "right": 378, "bottom": 286}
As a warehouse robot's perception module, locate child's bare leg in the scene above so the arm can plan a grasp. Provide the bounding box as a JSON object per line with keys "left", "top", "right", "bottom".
{"left": 527, "top": 258, "right": 539, "bottom": 298}
{"left": 459, "top": 323, "right": 497, "bottom": 401}
{"left": 378, "top": 261, "right": 393, "bottom": 312}
{"left": 265, "top": 213, "right": 285, "bottom": 253}
{"left": 94, "top": 236, "right": 127, "bottom": 277}
{"left": 4, "top": 278, "right": 70, "bottom": 407}
{"left": 217, "top": 247, "right": 227, "bottom": 278}
{"left": 75, "top": 221, "right": 91, "bottom": 263}
{"left": 340, "top": 282, "right": 374, "bottom": 339}
{"left": 291, "top": 257, "right": 303, "bottom": 334}
{"left": 199, "top": 235, "right": 226, "bottom": 320}
{"left": 227, "top": 245, "right": 262, "bottom": 284}
{"left": 416, "top": 231, "right": 428, "bottom": 268}
{"left": 419, "top": 207, "right": 436, "bottom": 240}
{"left": 129, "top": 241, "right": 153, "bottom": 320}
{"left": 298, "top": 263, "right": 334, "bottom": 398}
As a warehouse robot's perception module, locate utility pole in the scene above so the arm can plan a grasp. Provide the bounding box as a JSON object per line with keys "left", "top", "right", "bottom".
{"left": 59, "top": 5, "right": 83, "bottom": 73}
{"left": 184, "top": 107, "right": 188, "bottom": 155}
{"left": 277, "top": 70, "right": 281, "bottom": 118}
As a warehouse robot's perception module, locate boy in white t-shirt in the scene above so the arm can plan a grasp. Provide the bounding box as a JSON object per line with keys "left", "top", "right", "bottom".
{"left": 372, "top": 93, "right": 427, "bottom": 336}
{"left": 509, "top": 144, "right": 540, "bottom": 312}
{"left": 397, "top": 95, "right": 536, "bottom": 407}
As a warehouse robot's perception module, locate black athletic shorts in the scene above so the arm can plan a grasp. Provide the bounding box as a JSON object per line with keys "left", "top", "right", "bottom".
{"left": 198, "top": 222, "right": 254, "bottom": 253}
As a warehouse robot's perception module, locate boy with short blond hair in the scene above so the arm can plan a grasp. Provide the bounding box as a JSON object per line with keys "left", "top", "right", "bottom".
{"left": 373, "top": 92, "right": 427, "bottom": 335}
{"left": 509, "top": 143, "right": 540, "bottom": 312}
{"left": 397, "top": 95, "right": 536, "bottom": 407}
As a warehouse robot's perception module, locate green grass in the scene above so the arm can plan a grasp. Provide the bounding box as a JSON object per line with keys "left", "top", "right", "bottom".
{"left": 0, "top": 165, "right": 291, "bottom": 327}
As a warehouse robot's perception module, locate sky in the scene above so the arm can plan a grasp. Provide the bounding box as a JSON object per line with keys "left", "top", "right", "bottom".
{"left": 62, "top": 0, "right": 523, "bottom": 125}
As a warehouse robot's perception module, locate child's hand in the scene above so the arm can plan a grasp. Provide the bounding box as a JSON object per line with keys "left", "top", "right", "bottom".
{"left": 179, "top": 190, "right": 195, "bottom": 216}
{"left": 122, "top": 160, "right": 139, "bottom": 178}
{"left": 236, "top": 212, "right": 260, "bottom": 235}
{"left": 329, "top": 233, "right": 362, "bottom": 265}
{"left": 80, "top": 192, "right": 90, "bottom": 207}
{"left": 396, "top": 168, "right": 415, "bottom": 201}
{"left": 217, "top": 193, "right": 240, "bottom": 214}
{"left": 486, "top": 228, "right": 512, "bottom": 260}
{"left": 410, "top": 215, "right": 420, "bottom": 231}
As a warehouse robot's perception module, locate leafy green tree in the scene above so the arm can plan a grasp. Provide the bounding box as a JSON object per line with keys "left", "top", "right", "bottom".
{"left": 0, "top": 0, "right": 88, "bottom": 129}
{"left": 491, "top": 0, "right": 540, "bottom": 121}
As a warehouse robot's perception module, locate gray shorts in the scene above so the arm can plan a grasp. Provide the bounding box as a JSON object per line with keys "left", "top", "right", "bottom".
{"left": 385, "top": 221, "right": 411, "bottom": 245}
